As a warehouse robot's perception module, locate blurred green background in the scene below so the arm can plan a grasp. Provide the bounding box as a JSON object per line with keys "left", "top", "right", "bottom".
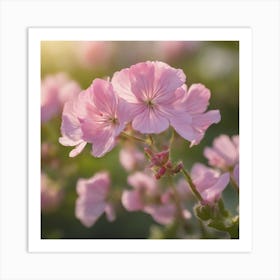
{"left": 41, "top": 41, "right": 239, "bottom": 239}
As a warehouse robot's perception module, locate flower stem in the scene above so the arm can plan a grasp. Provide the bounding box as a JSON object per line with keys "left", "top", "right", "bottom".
{"left": 181, "top": 168, "right": 203, "bottom": 202}
{"left": 121, "top": 132, "right": 147, "bottom": 144}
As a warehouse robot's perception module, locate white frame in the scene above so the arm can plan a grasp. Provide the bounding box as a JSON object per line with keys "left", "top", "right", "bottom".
{"left": 1, "top": 1, "right": 279, "bottom": 279}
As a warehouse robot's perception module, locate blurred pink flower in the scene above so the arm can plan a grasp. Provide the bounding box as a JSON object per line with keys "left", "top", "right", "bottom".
{"left": 112, "top": 61, "right": 186, "bottom": 134}
{"left": 77, "top": 41, "right": 113, "bottom": 68}
{"left": 41, "top": 173, "right": 63, "bottom": 213}
{"left": 79, "top": 78, "right": 129, "bottom": 157}
{"left": 190, "top": 163, "right": 230, "bottom": 205}
{"left": 119, "top": 146, "right": 145, "bottom": 171}
{"left": 41, "top": 73, "right": 81, "bottom": 123}
{"left": 170, "top": 83, "right": 221, "bottom": 146}
{"left": 155, "top": 41, "right": 200, "bottom": 61}
{"left": 204, "top": 134, "right": 239, "bottom": 170}
{"left": 122, "top": 172, "right": 191, "bottom": 225}
{"left": 75, "top": 172, "right": 115, "bottom": 227}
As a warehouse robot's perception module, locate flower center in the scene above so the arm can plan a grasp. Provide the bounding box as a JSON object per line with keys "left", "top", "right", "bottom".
{"left": 145, "top": 98, "right": 155, "bottom": 108}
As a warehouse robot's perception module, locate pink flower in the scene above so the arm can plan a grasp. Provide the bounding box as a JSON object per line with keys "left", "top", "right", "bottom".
{"left": 169, "top": 83, "right": 221, "bottom": 146}
{"left": 190, "top": 163, "right": 230, "bottom": 205}
{"left": 75, "top": 172, "right": 115, "bottom": 227}
{"left": 41, "top": 73, "right": 81, "bottom": 123}
{"left": 59, "top": 78, "right": 129, "bottom": 158}
{"left": 41, "top": 173, "right": 63, "bottom": 213}
{"left": 119, "top": 146, "right": 145, "bottom": 171}
{"left": 112, "top": 61, "right": 186, "bottom": 134}
{"left": 79, "top": 78, "right": 129, "bottom": 157}
{"left": 122, "top": 172, "right": 191, "bottom": 225}
{"left": 204, "top": 134, "right": 239, "bottom": 170}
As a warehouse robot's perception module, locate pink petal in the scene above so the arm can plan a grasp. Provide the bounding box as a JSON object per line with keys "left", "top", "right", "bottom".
{"left": 203, "top": 147, "right": 227, "bottom": 169}
{"left": 105, "top": 203, "right": 116, "bottom": 222}
{"left": 152, "top": 61, "right": 186, "bottom": 103}
{"left": 75, "top": 198, "right": 106, "bottom": 227}
{"left": 190, "top": 110, "right": 221, "bottom": 146}
{"left": 184, "top": 83, "right": 211, "bottom": 114}
{"left": 111, "top": 68, "right": 137, "bottom": 103}
{"left": 119, "top": 146, "right": 145, "bottom": 171}
{"left": 69, "top": 141, "right": 87, "bottom": 157}
{"left": 76, "top": 172, "right": 110, "bottom": 200}
{"left": 212, "top": 135, "right": 238, "bottom": 165}
{"left": 89, "top": 78, "right": 118, "bottom": 115}
{"left": 201, "top": 172, "right": 230, "bottom": 204}
{"left": 129, "top": 61, "right": 155, "bottom": 100}
{"left": 75, "top": 172, "right": 110, "bottom": 227}
{"left": 122, "top": 190, "right": 144, "bottom": 211}
{"left": 132, "top": 107, "right": 169, "bottom": 134}
{"left": 169, "top": 112, "right": 195, "bottom": 142}
{"left": 80, "top": 117, "right": 117, "bottom": 158}
{"left": 127, "top": 172, "right": 158, "bottom": 193}
{"left": 145, "top": 204, "right": 176, "bottom": 225}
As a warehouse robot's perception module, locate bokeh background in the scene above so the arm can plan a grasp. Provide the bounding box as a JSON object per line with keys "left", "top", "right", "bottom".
{"left": 41, "top": 41, "right": 239, "bottom": 239}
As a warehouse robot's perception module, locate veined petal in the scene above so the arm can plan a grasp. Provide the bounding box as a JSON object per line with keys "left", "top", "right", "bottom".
{"left": 152, "top": 61, "right": 186, "bottom": 103}
{"left": 112, "top": 68, "right": 138, "bottom": 103}
{"left": 129, "top": 61, "right": 155, "bottom": 101}
{"left": 89, "top": 78, "right": 117, "bottom": 115}
{"left": 190, "top": 110, "right": 221, "bottom": 146}
{"left": 184, "top": 83, "right": 211, "bottom": 114}
{"left": 132, "top": 107, "right": 169, "bottom": 134}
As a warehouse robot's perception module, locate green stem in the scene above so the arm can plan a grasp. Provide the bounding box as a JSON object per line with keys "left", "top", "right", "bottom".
{"left": 181, "top": 168, "right": 203, "bottom": 202}
{"left": 121, "top": 132, "right": 147, "bottom": 144}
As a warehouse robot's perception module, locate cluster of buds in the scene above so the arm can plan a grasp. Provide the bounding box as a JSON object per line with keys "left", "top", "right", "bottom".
{"left": 144, "top": 147, "right": 183, "bottom": 179}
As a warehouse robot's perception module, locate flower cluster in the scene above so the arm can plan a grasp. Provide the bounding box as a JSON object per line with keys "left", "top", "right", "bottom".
{"left": 55, "top": 60, "right": 239, "bottom": 238}
{"left": 59, "top": 61, "right": 220, "bottom": 158}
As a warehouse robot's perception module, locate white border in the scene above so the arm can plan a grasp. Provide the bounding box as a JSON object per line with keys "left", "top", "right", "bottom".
{"left": 1, "top": 1, "right": 279, "bottom": 279}
{"left": 28, "top": 27, "right": 252, "bottom": 253}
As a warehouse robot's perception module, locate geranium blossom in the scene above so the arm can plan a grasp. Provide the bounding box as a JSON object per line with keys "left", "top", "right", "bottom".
{"left": 75, "top": 172, "right": 115, "bottom": 227}
{"left": 41, "top": 73, "right": 81, "bottom": 123}
{"left": 204, "top": 134, "right": 239, "bottom": 170}
{"left": 112, "top": 61, "right": 186, "bottom": 134}
{"left": 170, "top": 83, "right": 221, "bottom": 146}
{"left": 122, "top": 172, "right": 191, "bottom": 225}
{"left": 59, "top": 78, "right": 129, "bottom": 158}
{"left": 189, "top": 163, "right": 230, "bottom": 205}
{"left": 79, "top": 78, "right": 129, "bottom": 157}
